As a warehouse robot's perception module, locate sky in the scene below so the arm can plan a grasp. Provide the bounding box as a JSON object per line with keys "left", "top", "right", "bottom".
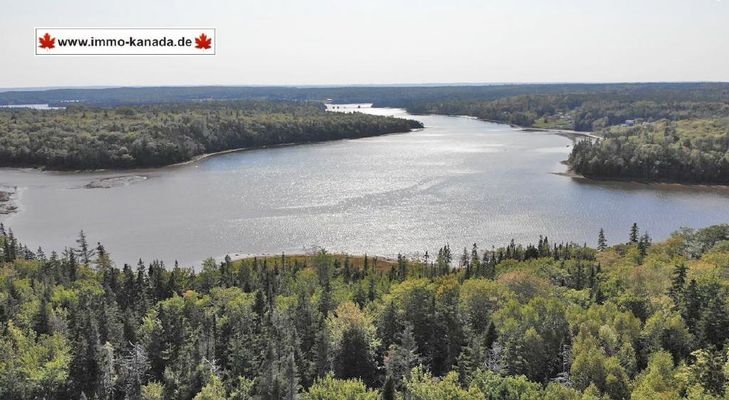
{"left": 1, "top": 0, "right": 728, "bottom": 88}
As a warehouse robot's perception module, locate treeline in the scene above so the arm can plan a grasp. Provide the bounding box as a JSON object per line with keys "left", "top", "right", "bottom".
{"left": 2, "top": 83, "right": 728, "bottom": 108}
{"left": 2, "top": 223, "right": 729, "bottom": 399}
{"left": 569, "top": 119, "right": 729, "bottom": 184}
{"left": 403, "top": 88, "right": 729, "bottom": 132}
{"left": 0, "top": 101, "right": 422, "bottom": 170}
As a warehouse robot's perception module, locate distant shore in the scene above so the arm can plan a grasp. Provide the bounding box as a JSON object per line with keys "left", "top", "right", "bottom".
{"left": 518, "top": 126, "right": 600, "bottom": 140}
{"left": 417, "top": 111, "right": 601, "bottom": 140}
{"left": 555, "top": 162, "right": 729, "bottom": 191}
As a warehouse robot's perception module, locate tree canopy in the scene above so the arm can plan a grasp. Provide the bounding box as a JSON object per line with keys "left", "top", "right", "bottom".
{"left": 2, "top": 223, "right": 729, "bottom": 398}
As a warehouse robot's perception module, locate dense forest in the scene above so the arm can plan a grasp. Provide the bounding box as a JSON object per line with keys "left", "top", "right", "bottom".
{"left": 0, "top": 101, "right": 421, "bottom": 170}
{"left": 2, "top": 223, "right": 729, "bottom": 399}
{"left": 399, "top": 86, "right": 729, "bottom": 132}
{"left": 568, "top": 119, "right": 729, "bottom": 184}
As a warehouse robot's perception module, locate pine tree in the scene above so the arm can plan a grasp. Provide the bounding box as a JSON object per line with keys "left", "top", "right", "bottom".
{"left": 461, "top": 247, "right": 471, "bottom": 278}
{"left": 699, "top": 289, "right": 729, "bottom": 348}
{"left": 284, "top": 350, "right": 298, "bottom": 400}
{"left": 597, "top": 228, "right": 607, "bottom": 251}
{"left": 259, "top": 342, "right": 284, "bottom": 400}
{"left": 638, "top": 232, "right": 651, "bottom": 258}
{"left": 95, "top": 242, "right": 112, "bottom": 271}
{"left": 629, "top": 223, "right": 639, "bottom": 244}
{"left": 310, "top": 324, "right": 331, "bottom": 379}
{"left": 397, "top": 254, "right": 407, "bottom": 281}
{"left": 378, "top": 301, "right": 402, "bottom": 351}
{"left": 484, "top": 321, "right": 498, "bottom": 350}
{"left": 668, "top": 263, "right": 688, "bottom": 306}
{"left": 98, "top": 342, "right": 115, "bottom": 400}
{"left": 318, "top": 280, "right": 332, "bottom": 318}
{"left": 470, "top": 243, "right": 480, "bottom": 277}
{"left": 384, "top": 324, "right": 420, "bottom": 391}
{"left": 683, "top": 279, "right": 702, "bottom": 335}
{"left": 333, "top": 325, "right": 376, "bottom": 385}
{"left": 382, "top": 376, "right": 396, "bottom": 400}
{"left": 76, "top": 230, "right": 95, "bottom": 265}
{"left": 457, "top": 334, "right": 485, "bottom": 386}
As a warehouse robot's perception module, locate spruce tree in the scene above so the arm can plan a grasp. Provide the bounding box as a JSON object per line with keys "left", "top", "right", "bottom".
{"left": 598, "top": 228, "right": 607, "bottom": 251}
{"left": 76, "top": 230, "right": 94, "bottom": 265}
{"left": 629, "top": 223, "right": 639, "bottom": 244}
{"left": 683, "top": 279, "right": 702, "bottom": 334}
{"left": 384, "top": 324, "right": 420, "bottom": 390}
{"left": 699, "top": 290, "right": 729, "bottom": 348}
{"left": 470, "top": 243, "right": 480, "bottom": 277}
{"left": 668, "top": 264, "right": 688, "bottom": 306}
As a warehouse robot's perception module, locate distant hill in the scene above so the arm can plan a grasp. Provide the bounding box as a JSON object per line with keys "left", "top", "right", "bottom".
{"left": 2, "top": 82, "right": 728, "bottom": 107}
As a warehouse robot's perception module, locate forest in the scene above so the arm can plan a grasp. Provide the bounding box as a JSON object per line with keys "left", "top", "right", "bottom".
{"left": 0, "top": 101, "right": 422, "bottom": 170}
{"left": 568, "top": 119, "right": 729, "bottom": 184}
{"left": 2, "top": 223, "right": 729, "bottom": 399}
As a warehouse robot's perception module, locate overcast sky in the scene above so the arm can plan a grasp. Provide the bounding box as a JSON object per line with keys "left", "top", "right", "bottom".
{"left": 2, "top": 0, "right": 728, "bottom": 88}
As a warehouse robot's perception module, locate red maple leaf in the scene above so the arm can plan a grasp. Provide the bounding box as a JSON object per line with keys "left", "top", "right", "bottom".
{"left": 195, "top": 33, "right": 211, "bottom": 49}
{"left": 38, "top": 33, "right": 55, "bottom": 49}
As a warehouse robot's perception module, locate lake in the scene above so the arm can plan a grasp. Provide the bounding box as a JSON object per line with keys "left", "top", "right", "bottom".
{"left": 2, "top": 105, "right": 729, "bottom": 267}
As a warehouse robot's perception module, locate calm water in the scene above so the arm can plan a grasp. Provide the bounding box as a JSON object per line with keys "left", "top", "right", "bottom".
{"left": 2, "top": 105, "right": 729, "bottom": 267}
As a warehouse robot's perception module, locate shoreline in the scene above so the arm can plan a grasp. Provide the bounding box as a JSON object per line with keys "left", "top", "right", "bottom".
{"left": 554, "top": 162, "right": 729, "bottom": 191}
{"left": 164, "top": 127, "right": 425, "bottom": 170}
{"left": 0, "top": 188, "right": 17, "bottom": 215}
{"left": 518, "top": 126, "right": 600, "bottom": 140}
{"left": 407, "top": 109, "right": 601, "bottom": 140}
{"left": 0, "top": 128, "right": 423, "bottom": 175}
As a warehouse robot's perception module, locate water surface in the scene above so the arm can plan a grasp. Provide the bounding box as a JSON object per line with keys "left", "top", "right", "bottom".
{"left": 2, "top": 106, "right": 728, "bottom": 266}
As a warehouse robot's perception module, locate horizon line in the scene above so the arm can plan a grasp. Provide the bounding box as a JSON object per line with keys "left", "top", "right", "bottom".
{"left": 2, "top": 80, "right": 729, "bottom": 93}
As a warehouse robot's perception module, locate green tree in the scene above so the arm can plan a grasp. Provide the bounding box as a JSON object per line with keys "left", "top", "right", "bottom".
{"left": 598, "top": 229, "right": 607, "bottom": 251}
{"left": 303, "top": 374, "right": 378, "bottom": 400}
{"left": 384, "top": 324, "right": 420, "bottom": 390}
{"left": 630, "top": 223, "right": 639, "bottom": 244}
{"left": 193, "top": 375, "right": 226, "bottom": 400}
{"left": 631, "top": 351, "right": 680, "bottom": 400}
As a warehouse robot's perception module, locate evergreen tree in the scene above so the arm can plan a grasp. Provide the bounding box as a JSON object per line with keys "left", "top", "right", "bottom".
{"left": 310, "top": 324, "right": 331, "bottom": 380}
{"left": 629, "top": 223, "right": 639, "bottom": 244}
{"left": 470, "top": 243, "right": 480, "bottom": 277}
{"left": 597, "top": 228, "right": 607, "bottom": 251}
{"left": 457, "top": 334, "right": 485, "bottom": 386}
{"left": 384, "top": 324, "right": 420, "bottom": 391}
{"left": 638, "top": 232, "right": 651, "bottom": 258}
{"left": 333, "top": 325, "right": 376, "bottom": 386}
{"left": 698, "top": 289, "right": 729, "bottom": 348}
{"left": 461, "top": 247, "right": 471, "bottom": 278}
{"left": 76, "top": 230, "right": 94, "bottom": 265}
{"left": 668, "top": 263, "right": 688, "bottom": 306}
{"left": 683, "top": 279, "right": 702, "bottom": 334}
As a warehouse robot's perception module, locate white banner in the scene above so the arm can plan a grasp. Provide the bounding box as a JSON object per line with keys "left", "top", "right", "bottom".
{"left": 34, "top": 28, "right": 216, "bottom": 56}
